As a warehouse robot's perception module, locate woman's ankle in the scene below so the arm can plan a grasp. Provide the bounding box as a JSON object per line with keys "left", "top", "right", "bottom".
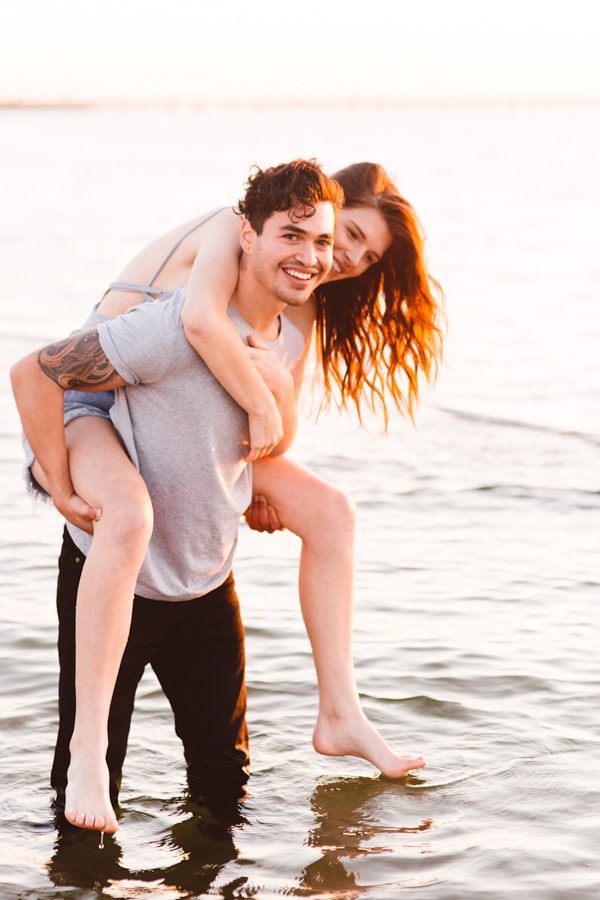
{"left": 69, "top": 731, "right": 109, "bottom": 758}
{"left": 316, "top": 698, "right": 364, "bottom": 722}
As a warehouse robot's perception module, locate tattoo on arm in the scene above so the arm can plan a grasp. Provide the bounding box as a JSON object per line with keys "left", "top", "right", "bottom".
{"left": 38, "top": 329, "right": 118, "bottom": 390}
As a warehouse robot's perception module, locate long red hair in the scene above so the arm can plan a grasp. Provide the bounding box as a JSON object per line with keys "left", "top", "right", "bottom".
{"left": 314, "top": 162, "right": 444, "bottom": 426}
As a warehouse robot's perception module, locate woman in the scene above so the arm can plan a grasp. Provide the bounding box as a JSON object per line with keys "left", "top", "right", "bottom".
{"left": 23, "top": 161, "right": 443, "bottom": 834}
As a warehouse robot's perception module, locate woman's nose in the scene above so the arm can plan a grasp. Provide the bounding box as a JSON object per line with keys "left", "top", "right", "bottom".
{"left": 347, "top": 246, "right": 363, "bottom": 268}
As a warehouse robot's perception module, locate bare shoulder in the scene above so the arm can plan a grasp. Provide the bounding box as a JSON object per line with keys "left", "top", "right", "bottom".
{"left": 108, "top": 207, "right": 237, "bottom": 297}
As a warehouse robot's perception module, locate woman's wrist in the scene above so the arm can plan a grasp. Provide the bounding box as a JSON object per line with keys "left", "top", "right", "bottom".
{"left": 247, "top": 386, "right": 280, "bottom": 416}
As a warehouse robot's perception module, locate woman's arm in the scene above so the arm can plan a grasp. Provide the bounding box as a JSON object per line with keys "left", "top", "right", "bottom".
{"left": 245, "top": 336, "right": 298, "bottom": 457}
{"left": 180, "top": 208, "right": 284, "bottom": 461}
{"left": 242, "top": 310, "right": 315, "bottom": 533}
{"left": 245, "top": 302, "right": 315, "bottom": 457}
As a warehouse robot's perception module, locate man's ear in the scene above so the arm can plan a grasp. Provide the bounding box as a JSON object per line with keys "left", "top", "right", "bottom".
{"left": 240, "top": 217, "right": 256, "bottom": 254}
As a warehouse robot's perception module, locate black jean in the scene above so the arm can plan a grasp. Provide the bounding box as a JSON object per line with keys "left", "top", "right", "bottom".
{"left": 51, "top": 529, "right": 250, "bottom": 810}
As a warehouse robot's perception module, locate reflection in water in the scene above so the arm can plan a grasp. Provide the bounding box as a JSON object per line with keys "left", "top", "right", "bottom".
{"left": 48, "top": 824, "right": 125, "bottom": 893}
{"left": 299, "top": 775, "right": 433, "bottom": 896}
{"left": 47, "top": 795, "right": 247, "bottom": 898}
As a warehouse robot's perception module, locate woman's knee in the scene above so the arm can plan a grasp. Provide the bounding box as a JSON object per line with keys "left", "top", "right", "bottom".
{"left": 255, "top": 460, "right": 356, "bottom": 538}
{"left": 322, "top": 484, "right": 356, "bottom": 529}
{"left": 298, "top": 479, "right": 356, "bottom": 538}
{"left": 96, "top": 481, "right": 154, "bottom": 547}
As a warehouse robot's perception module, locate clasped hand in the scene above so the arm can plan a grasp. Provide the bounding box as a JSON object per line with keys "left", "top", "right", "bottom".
{"left": 244, "top": 335, "right": 293, "bottom": 462}
{"left": 53, "top": 489, "right": 101, "bottom": 535}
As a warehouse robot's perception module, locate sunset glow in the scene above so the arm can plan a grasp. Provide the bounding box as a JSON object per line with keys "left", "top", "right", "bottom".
{"left": 1, "top": 0, "right": 598, "bottom": 105}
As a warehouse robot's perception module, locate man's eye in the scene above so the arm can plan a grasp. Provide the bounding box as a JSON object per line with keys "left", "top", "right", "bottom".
{"left": 283, "top": 233, "right": 298, "bottom": 240}
{"left": 317, "top": 239, "right": 332, "bottom": 247}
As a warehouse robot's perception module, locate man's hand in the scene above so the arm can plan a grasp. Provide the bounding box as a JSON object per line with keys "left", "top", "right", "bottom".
{"left": 244, "top": 494, "right": 284, "bottom": 533}
{"left": 53, "top": 490, "right": 101, "bottom": 535}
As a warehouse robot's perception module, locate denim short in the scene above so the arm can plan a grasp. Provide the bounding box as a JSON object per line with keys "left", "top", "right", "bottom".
{"left": 63, "top": 388, "right": 114, "bottom": 425}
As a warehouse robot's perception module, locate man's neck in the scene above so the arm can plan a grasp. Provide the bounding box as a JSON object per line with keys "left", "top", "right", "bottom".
{"left": 230, "top": 274, "right": 285, "bottom": 341}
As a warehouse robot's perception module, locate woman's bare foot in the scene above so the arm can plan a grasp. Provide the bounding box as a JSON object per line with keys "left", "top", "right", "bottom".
{"left": 64, "top": 748, "right": 119, "bottom": 833}
{"left": 313, "top": 709, "right": 425, "bottom": 778}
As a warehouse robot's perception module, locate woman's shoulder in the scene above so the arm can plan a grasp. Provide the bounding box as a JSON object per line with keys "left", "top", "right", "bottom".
{"left": 109, "top": 208, "right": 235, "bottom": 292}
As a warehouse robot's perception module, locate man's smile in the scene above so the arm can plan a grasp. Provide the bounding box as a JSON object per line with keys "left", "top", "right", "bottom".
{"left": 281, "top": 265, "right": 319, "bottom": 284}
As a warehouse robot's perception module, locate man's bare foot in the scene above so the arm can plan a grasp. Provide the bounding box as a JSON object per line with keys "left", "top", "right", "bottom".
{"left": 312, "top": 709, "right": 425, "bottom": 778}
{"left": 64, "top": 750, "right": 119, "bottom": 833}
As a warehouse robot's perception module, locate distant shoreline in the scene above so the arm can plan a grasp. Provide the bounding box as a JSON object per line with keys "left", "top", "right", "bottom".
{"left": 1, "top": 97, "right": 599, "bottom": 111}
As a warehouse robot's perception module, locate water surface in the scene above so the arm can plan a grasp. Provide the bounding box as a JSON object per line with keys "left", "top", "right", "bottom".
{"left": 1, "top": 104, "right": 598, "bottom": 898}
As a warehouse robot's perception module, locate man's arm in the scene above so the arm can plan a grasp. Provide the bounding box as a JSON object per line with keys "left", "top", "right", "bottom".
{"left": 10, "top": 328, "right": 127, "bottom": 530}
{"left": 36, "top": 329, "right": 125, "bottom": 390}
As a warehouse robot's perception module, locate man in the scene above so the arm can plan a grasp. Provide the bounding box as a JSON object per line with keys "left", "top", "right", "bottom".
{"left": 11, "top": 160, "right": 343, "bottom": 833}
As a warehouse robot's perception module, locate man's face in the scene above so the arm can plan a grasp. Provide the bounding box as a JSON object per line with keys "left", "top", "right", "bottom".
{"left": 242, "top": 203, "right": 335, "bottom": 307}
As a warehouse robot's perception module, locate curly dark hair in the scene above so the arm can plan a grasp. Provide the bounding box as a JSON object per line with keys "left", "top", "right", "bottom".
{"left": 237, "top": 159, "right": 344, "bottom": 234}
{"left": 314, "top": 162, "right": 445, "bottom": 426}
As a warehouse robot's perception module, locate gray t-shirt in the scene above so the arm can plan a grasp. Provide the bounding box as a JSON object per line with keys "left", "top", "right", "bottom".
{"left": 67, "top": 287, "right": 305, "bottom": 601}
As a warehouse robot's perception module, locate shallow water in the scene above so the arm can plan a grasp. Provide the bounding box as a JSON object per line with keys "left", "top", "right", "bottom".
{"left": 1, "top": 105, "right": 599, "bottom": 898}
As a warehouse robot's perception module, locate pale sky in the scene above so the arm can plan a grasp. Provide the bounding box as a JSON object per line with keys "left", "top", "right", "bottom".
{"left": 1, "top": 0, "right": 599, "bottom": 104}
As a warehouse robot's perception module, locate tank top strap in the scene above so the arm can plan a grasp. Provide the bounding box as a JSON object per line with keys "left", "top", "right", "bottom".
{"left": 100, "top": 281, "right": 172, "bottom": 302}
{"left": 146, "top": 207, "right": 229, "bottom": 287}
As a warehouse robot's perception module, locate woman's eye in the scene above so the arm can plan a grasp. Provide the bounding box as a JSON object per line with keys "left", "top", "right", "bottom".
{"left": 347, "top": 228, "right": 357, "bottom": 240}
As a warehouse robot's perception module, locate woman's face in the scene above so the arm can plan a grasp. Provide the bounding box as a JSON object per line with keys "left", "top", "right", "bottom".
{"left": 326, "top": 206, "right": 392, "bottom": 282}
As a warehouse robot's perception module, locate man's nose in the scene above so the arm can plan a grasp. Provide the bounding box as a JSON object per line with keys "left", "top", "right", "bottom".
{"left": 294, "top": 242, "right": 318, "bottom": 267}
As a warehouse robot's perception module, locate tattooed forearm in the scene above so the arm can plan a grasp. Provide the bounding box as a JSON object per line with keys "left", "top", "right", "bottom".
{"left": 37, "top": 329, "right": 117, "bottom": 390}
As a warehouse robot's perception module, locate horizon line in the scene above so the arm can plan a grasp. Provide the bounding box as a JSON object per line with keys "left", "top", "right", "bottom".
{"left": 1, "top": 96, "right": 599, "bottom": 111}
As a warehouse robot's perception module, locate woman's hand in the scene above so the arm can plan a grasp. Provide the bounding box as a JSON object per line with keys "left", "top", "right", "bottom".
{"left": 244, "top": 494, "right": 284, "bottom": 533}
{"left": 243, "top": 335, "right": 294, "bottom": 461}
{"left": 53, "top": 490, "right": 101, "bottom": 535}
{"left": 246, "top": 404, "right": 283, "bottom": 461}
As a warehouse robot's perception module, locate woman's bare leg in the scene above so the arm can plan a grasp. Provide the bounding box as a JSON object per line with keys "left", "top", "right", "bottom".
{"left": 252, "top": 456, "right": 424, "bottom": 778}
{"left": 33, "top": 417, "right": 153, "bottom": 831}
